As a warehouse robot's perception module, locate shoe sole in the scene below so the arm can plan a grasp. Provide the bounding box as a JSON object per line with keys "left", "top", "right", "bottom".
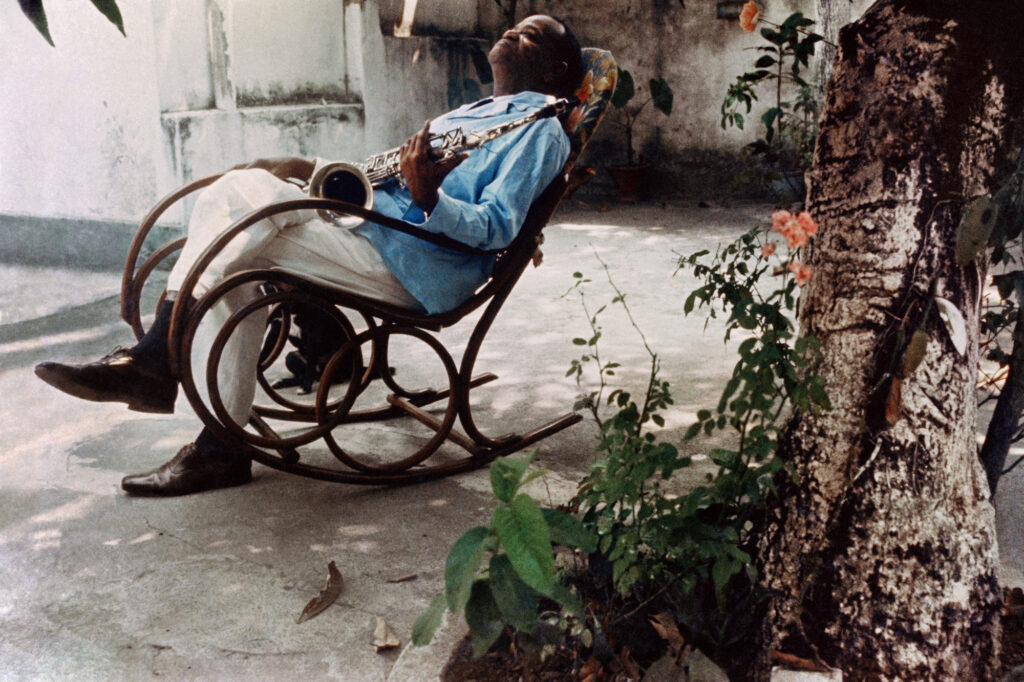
{"left": 34, "top": 364, "right": 176, "bottom": 414}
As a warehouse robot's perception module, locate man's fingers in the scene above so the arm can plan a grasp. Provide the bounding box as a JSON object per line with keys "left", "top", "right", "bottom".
{"left": 439, "top": 152, "right": 469, "bottom": 172}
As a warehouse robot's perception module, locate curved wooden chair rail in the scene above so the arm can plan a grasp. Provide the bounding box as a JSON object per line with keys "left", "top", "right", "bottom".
{"left": 120, "top": 48, "right": 617, "bottom": 485}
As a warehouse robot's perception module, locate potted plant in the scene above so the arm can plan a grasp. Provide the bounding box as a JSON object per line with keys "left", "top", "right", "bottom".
{"left": 606, "top": 68, "right": 673, "bottom": 202}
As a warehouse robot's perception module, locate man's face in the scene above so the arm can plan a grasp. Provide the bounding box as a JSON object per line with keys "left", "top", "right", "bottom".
{"left": 488, "top": 15, "right": 568, "bottom": 95}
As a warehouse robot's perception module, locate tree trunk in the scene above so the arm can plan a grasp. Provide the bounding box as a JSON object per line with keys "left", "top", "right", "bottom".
{"left": 757, "top": 1, "right": 1024, "bottom": 679}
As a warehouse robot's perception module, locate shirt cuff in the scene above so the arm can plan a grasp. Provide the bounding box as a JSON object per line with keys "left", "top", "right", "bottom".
{"left": 420, "top": 189, "right": 460, "bottom": 231}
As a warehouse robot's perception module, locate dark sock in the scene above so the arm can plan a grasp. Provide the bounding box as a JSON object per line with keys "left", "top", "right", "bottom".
{"left": 131, "top": 300, "right": 175, "bottom": 373}
{"left": 195, "top": 427, "right": 228, "bottom": 452}
{"left": 195, "top": 427, "right": 247, "bottom": 462}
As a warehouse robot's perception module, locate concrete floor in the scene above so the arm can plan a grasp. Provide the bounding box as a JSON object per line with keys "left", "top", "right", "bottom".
{"left": 1, "top": 200, "right": 1021, "bottom": 680}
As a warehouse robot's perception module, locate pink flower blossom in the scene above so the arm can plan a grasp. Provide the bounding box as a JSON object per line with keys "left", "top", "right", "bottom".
{"left": 762, "top": 242, "right": 777, "bottom": 257}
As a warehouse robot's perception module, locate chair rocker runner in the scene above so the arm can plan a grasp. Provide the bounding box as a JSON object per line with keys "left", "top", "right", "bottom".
{"left": 120, "top": 49, "right": 617, "bottom": 485}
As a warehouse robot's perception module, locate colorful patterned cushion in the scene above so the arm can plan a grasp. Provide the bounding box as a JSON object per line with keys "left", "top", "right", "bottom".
{"left": 566, "top": 48, "right": 618, "bottom": 163}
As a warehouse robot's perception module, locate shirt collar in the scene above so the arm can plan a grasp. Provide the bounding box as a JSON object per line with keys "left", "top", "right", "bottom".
{"left": 453, "top": 91, "right": 554, "bottom": 117}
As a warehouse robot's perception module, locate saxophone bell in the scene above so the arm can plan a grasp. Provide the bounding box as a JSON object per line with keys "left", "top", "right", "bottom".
{"left": 307, "top": 161, "right": 374, "bottom": 228}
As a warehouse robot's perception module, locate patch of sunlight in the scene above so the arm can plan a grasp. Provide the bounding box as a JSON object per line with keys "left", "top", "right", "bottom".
{"left": 27, "top": 494, "right": 102, "bottom": 526}
{"left": 127, "top": 531, "right": 158, "bottom": 545}
{"left": 310, "top": 544, "right": 328, "bottom": 552}
{"left": 246, "top": 545, "right": 273, "bottom": 554}
{"left": 0, "top": 325, "right": 112, "bottom": 356}
{"left": 208, "top": 539, "right": 232, "bottom": 548}
{"left": 340, "top": 539, "right": 378, "bottom": 554}
{"left": 221, "top": 583, "right": 244, "bottom": 595}
{"left": 648, "top": 409, "right": 700, "bottom": 431}
{"left": 32, "top": 528, "right": 61, "bottom": 551}
{"left": 558, "top": 223, "right": 622, "bottom": 232}
{"left": 103, "top": 538, "right": 121, "bottom": 546}
{"left": 337, "top": 524, "right": 379, "bottom": 537}
{"left": 428, "top": 498, "right": 449, "bottom": 507}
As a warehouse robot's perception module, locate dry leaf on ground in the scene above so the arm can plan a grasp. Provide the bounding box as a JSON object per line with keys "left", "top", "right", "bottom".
{"left": 373, "top": 616, "right": 401, "bottom": 652}
{"left": 296, "top": 561, "right": 344, "bottom": 624}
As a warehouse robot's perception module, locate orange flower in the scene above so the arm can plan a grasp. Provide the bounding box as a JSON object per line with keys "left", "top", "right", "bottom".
{"left": 739, "top": 1, "right": 761, "bottom": 33}
{"left": 796, "top": 211, "right": 818, "bottom": 236}
{"left": 762, "top": 242, "right": 777, "bottom": 257}
{"left": 771, "top": 209, "right": 792, "bottom": 231}
{"left": 789, "top": 261, "right": 813, "bottom": 286}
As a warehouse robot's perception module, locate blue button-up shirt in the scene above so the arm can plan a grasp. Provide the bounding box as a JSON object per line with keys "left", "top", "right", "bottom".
{"left": 355, "top": 91, "right": 570, "bottom": 314}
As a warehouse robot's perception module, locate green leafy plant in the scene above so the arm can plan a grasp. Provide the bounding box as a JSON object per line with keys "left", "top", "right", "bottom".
{"left": 609, "top": 68, "right": 673, "bottom": 166}
{"left": 18, "top": 0, "right": 125, "bottom": 46}
{"left": 565, "top": 214, "right": 828, "bottom": 665}
{"left": 721, "top": 11, "right": 825, "bottom": 197}
{"left": 412, "top": 452, "right": 596, "bottom": 657}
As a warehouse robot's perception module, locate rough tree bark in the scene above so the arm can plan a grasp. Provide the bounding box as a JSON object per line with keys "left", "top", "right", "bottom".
{"left": 757, "top": 1, "right": 1024, "bottom": 679}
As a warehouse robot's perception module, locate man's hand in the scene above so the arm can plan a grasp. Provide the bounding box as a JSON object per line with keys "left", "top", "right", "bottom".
{"left": 233, "top": 157, "right": 314, "bottom": 183}
{"left": 400, "top": 121, "right": 468, "bottom": 214}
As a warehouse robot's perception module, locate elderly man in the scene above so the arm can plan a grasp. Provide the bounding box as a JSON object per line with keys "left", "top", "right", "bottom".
{"left": 36, "top": 15, "right": 584, "bottom": 496}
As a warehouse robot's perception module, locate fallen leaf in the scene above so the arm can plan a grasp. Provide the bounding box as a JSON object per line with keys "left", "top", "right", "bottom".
{"left": 296, "top": 561, "right": 344, "bottom": 624}
{"left": 373, "top": 616, "right": 401, "bottom": 652}
{"left": 618, "top": 646, "right": 641, "bottom": 680}
{"left": 580, "top": 656, "right": 601, "bottom": 682}
{"left": 885, "top": 377, "right": 902, "bottom": 425}
{"left": 648, "top": 612, "right": 685, "bottom": 657}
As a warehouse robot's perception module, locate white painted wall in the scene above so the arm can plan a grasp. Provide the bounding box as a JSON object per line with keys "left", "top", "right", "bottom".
{"left": 0, "top": 0, "right": 874, "bottom": 230}
{"left": 0, "top": 0, "right": 170, "bottom": 223}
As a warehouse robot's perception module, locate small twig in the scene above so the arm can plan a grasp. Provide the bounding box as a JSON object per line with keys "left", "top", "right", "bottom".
{"left": 853, "top": 438, "right": 884, "bottom": 484}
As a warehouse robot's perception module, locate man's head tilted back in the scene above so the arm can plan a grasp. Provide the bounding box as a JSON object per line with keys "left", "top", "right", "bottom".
{"left": 488, "top": 15, "right": 584, "bottom": 100}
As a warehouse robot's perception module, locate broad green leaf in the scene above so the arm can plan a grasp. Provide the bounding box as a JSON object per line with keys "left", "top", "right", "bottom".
{"left": 492, "top": 494, "right": 554, "bottom": 596}
{"left": 550, "top": 581, "right": 583, "bottom": 614}
{"left": 489, "top": 555, "right": 540, "bottom": 631}
{"left": 612, "top": 68, "right": 635, "bottom": 108}
{"left": 712, "top": 556, "right": 739, "bottom": 593}
{"left": 541, "top": 508, "right": 597, "bottom": 552}
{"left": 19, "top": 0, "right": 54, "bottom": 46}
{"left": 445, "top": 526, "right": 488, "bottom": 612}
{"left": 955, "top": 196, "right": 999, "bottom": 265}
{"left": 650, "top": 78, "right": 673, "bottom": 116}
{"left": 465, "top": 580, "right": 504, "bottom": 657}
{"left": 89, "top": 0, "right": 125, "bottom": 35}
{"left": 411, "top": 594, "right": 447, "bottom": 646}
{"left": 490, "top": 453, "right": 534, "bottom": 502}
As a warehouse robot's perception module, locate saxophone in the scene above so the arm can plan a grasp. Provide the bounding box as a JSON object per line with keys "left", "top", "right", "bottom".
{"left": 307, "top": 95, "right": 573, "bottom": 226}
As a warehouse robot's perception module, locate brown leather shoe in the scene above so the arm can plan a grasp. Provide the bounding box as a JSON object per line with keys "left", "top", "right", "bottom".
{"left": 35, "top": 348, "right": 177, "bottom": 414}
{"left": 121, "top": 442, "right": 252, "bottom": 496}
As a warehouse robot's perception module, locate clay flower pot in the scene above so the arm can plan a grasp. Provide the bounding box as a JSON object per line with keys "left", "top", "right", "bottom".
{"left": 605, "top": 164, "right": 649, "bottom": 203}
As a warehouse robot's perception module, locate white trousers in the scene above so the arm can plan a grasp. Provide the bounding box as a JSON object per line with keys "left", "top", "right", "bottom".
{"left": 165, "top": 169, "right": 419, "bottom": 426}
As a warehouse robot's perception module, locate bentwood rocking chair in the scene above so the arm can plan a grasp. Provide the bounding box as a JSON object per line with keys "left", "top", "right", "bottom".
{"left": 120, "top": 49, "right": 617, "bottom": 485}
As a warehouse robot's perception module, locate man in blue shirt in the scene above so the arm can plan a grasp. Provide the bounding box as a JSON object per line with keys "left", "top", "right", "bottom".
{"left": 35, "top": 14, "right": 584, "bottom": 496}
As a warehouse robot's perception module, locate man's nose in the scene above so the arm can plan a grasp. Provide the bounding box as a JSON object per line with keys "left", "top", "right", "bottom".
{"left": 502, "top": 29, "right": 519, "bottom": 41}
